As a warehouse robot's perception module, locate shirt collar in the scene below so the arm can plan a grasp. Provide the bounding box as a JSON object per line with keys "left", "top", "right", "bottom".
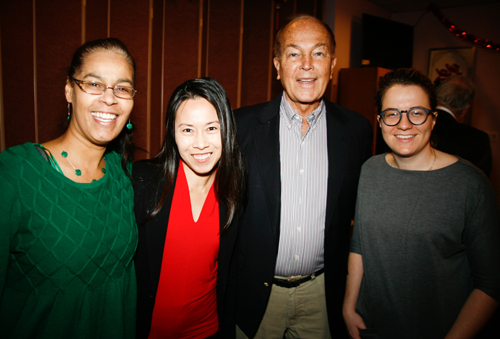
{"left": 280, "top": 92, "right": 325, "bottom": 127}
{"left": 436, "top": 105, "right": 456, "bottom": 119}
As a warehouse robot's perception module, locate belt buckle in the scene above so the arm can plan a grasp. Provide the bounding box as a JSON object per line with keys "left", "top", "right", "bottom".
{"left": 287, "top": 277, "right": 302, "bottom": 282}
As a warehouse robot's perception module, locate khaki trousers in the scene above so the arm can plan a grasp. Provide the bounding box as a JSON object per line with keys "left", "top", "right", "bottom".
{"left": 236, "top": 273, "right": 331, "bottom": 339}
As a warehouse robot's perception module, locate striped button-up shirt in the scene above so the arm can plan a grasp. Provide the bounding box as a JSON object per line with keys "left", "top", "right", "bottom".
{"left": 275, "top": 93, "right": 328, "bottom": 277}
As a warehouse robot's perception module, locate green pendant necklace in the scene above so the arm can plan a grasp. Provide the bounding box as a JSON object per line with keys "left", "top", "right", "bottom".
{"left": 61, "top": 151, "right": 106, "bottom": 179}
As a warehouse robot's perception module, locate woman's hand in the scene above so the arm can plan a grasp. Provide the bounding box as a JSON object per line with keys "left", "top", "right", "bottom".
{"left": 444, "top": 289, "right": 498, "bottom": 339}
{"left": 343, "top": 310, "right": 367, "bottom": 339}
{"left": 343, "top": 252, "right": 366, "bottom": 339}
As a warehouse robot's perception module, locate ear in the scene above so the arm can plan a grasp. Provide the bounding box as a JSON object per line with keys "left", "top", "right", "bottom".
{"left": 377, "top": 115, "right": 382, "bottom": 128}
{"left": 329, "top": 56, "right": 337, "bottom": 80}
{"left": 273, "top": 57, "right": 281, "bottom": 80}
{"left": 431, "top": 111, "right": 438, "bottom": 130}
{"left": 65, "top": 78, "right": 73, "bottom": 104}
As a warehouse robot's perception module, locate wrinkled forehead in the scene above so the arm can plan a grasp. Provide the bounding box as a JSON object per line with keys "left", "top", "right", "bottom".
{"left": 280, "top": 19, "right": 332, "bottom": 52}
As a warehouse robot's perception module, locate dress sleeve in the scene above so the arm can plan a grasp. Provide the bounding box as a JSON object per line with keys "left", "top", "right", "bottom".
{"left": 463, "top": 174, "right": 500, "bottom": 302}
{"left": 0, "top": 153, "right": 22, "bottom": 295}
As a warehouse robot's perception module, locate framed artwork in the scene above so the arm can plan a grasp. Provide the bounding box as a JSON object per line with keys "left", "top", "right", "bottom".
{"left": 428, "top": 47, "right": 475, "bottom": 83}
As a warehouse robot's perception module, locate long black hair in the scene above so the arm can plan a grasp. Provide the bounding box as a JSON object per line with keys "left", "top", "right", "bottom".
{"left": 68, "top": 37, "right": 136, "bottom": 179}
{"left": 149, "top": 77, "right": 246, "bottom": 230}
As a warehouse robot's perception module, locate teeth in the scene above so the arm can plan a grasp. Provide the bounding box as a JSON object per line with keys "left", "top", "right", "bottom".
{"left": 300, "top": 79, "right": 314, "bottom": 82}
{"left": 395, "top": 135, "right": 414, "bottom": 139}
{"left": 91, "top": 112, "right": 117, "bottom": 121}
{"left": 193, "top": 153, "right": 211, "bottom": 160}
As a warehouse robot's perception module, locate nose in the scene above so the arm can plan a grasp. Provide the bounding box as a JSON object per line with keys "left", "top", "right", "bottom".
{"left": 100, "top": 87, "right": 118, "bottom": 105}
{"left": 193, "top": 131, "right": 209, "bottom": 149}
{"left": 301, "top": 55, "right": 313, "bottom": 71}
{"left": 397, "top": 112, "right": 412, "bottom": 130}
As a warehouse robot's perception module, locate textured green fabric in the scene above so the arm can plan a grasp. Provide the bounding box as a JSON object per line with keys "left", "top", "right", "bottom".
{"left": 0, "top": 143, "right": 137, "bottom": 339}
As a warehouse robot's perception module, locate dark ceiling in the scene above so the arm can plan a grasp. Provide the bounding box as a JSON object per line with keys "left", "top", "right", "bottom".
{"left": 366, "top": 0, "right": 500, "bottom": 13}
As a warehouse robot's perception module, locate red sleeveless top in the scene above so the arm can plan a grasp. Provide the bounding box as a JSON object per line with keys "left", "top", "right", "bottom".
{"left": 148, "top": 162, "right": 220, "bottom": 338}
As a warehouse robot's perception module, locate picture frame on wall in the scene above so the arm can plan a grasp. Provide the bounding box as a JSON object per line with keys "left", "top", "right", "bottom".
{"left": 428, "top": 47, "right": 476, "bottom": 83}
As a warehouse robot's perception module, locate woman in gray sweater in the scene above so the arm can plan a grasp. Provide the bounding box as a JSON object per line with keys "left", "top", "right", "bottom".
{"left": 343, "top": 69, "right": 500, "bottom": 339}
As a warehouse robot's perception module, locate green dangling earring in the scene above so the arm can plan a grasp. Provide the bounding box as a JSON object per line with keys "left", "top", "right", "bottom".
{"left": 67, "top": 103, "right": 71, "bottom": 121}
{"left": 126, "top": 119, "right": 133, "bottom": 130}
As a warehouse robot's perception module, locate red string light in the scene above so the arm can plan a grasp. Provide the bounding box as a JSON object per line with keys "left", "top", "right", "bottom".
{"left": 429, "top": 4, "right": 500, "bottom": 51}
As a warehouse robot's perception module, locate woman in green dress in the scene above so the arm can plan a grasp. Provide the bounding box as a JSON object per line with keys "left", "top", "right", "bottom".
{"left": 0, "top": 38, "right": 138, "bottom": 338}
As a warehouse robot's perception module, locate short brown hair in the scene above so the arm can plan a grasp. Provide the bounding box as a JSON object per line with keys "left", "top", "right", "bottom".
{"left": 376, "top": 68, "right": 437, "bottom": 113}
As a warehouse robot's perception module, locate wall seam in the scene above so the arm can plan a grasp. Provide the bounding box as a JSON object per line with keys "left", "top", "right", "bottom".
{"left": 107, "top": 0, "right": 111, "bottom": 37}
{"left": 0, "top": 25, "right": 5, "bottom": 151}
{"left": 205, "top": 0, "right": 210, "bottom": 77}
{"left": 146, "top": 0, "right": 153, "bottom": 157}
{"left": 33, "top": 0, "right": 39, "bottom": 143}
{"left": 267, "top": 1, "right": 274, "bottom": 101}
{"left": 197, "top": 0, "right": 203, "bottom": 78}
{"left": 160, "top": 0, "right": 166, "bottom": 143}
{"left": 81, "top": 0, "right": 86, "bottom": 43}
{"left": 236, "top": 0, "right": 244, "bottom": 108}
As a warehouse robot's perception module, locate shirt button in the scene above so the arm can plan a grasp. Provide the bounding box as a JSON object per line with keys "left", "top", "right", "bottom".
{"left": 294, "top": 255, "right": 299, "bottom": 260}
{"left": 299, "top": 169, "right": 304, "bottom": 174}
{"left": 297, "top": 227, "right": 301, "bottom": 232}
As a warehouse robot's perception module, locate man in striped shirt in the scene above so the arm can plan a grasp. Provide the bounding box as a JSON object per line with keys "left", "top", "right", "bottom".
{"left": 232, "top": 14, "right": 372, "bottom": 338}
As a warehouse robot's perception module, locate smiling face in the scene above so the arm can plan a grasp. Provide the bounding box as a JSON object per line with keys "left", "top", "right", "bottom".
{"left": 174, "top": 98, "right": 222, "bottom": 180}
{"left": 273, "top": 18, "right": 336, "bottom": 117}
{"left": 379, "top": 84, "right": 436, "bottom": 159}
{"left": 65, "top": 50, "right": 134, "bottom": 146}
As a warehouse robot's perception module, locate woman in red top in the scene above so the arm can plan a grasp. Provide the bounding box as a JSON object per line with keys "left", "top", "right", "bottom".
{"left": 133, "top": 78, "right": 246, "bottom": 339}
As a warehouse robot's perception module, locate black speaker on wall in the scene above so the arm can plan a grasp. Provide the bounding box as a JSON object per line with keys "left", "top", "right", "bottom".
{"left": 362, "top": 13, "right": 414, "bottom": 70}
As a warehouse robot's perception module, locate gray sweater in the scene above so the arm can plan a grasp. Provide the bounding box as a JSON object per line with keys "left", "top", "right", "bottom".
{"left": 351, "top": 154, "right": 500, "bottom": 338}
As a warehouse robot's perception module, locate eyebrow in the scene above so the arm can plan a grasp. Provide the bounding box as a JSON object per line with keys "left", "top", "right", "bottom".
{"left": 82, "top": 73, "right": 133, "bottom": 85}
{"left": 382, "top": 106, "right": 430, "bottom": 111}
{"left": 177, "top": 120, "right": 220, "bottom": 127}
{"left": 286, "top": 43, "right": 328, "bottom": 50}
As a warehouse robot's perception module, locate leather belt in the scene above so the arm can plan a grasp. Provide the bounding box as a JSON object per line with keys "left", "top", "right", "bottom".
{"left": 273, "top": 268, "right": 324, "bottom": 288}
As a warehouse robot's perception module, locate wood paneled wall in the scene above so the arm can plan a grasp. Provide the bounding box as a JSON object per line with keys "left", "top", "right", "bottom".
{"left": 0, "top": 0, "right": 323, "bottom": 159}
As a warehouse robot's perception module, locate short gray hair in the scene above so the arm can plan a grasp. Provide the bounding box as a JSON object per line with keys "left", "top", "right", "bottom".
{"left": 435, "top": 76, "right": 475, "bottom": 115}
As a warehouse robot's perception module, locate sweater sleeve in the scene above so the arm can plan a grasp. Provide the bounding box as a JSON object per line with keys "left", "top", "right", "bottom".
{"left": 463, "top": 174, "right": 500, "bottom": 302}
{"left": 350, "top": 159, "right": 373, "bottom": 255}
{"left": 350, "top": 190, "right": 363, "bottom": 255}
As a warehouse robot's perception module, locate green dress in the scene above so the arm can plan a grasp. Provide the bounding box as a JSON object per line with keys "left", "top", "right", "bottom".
{"left": 0, "top": 143, "right": 137, "bottom": 338}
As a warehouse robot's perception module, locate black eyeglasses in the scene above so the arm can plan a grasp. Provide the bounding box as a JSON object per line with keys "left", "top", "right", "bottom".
{"left": 379, "top": 107, "right": 435, "bottom": 126}
{"left": 71, "top": 77, "right": 136, "bottom": 99}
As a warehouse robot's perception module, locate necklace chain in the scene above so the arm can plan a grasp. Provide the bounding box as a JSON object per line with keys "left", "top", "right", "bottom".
{"left": 61, "top": 150, "right": 106, "bottom": 182}
{"left": 428, "top": 149, "right": 437, "bottom": 171}
{"left": 392, "top": 148, "right": 437, "bottom": 171}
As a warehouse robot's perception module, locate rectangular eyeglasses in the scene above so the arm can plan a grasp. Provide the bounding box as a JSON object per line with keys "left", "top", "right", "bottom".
{"left": 71, "top": 77, "right": 136, "bottom": 99}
